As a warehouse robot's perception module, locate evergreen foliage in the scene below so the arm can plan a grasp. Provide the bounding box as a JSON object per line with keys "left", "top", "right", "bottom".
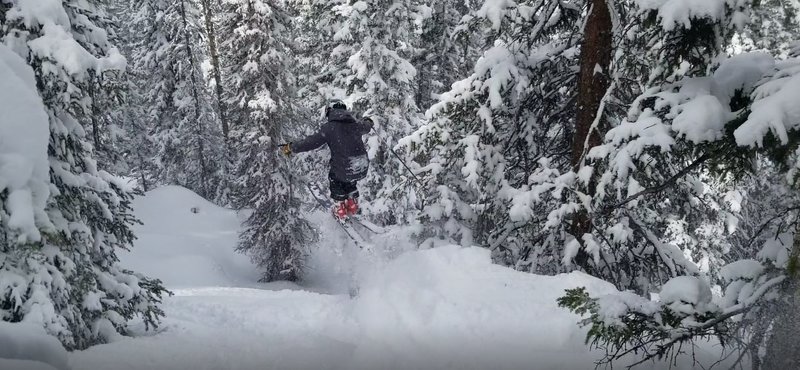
{"left": 125, "top": 0, "right": 224, "bottom": 200}
{"left": 219, "top": 0, "right": 314, "bottom": 281}
{"left": 403, "top": 0, "right": 584, "bottom": 263}
{"left": 550, "top": 2, "right": 800, "bottom": 367}
{"left": 1, "top": 0, "right": 168, "bottom": 350}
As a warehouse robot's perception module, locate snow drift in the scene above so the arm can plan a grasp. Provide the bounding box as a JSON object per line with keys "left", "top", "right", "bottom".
{"left": 0, "top": 322, "right": 69, "bottom": 370}
{"left": 121, "top": 185, "right": 261, "bottom": 288}
{"left": 349, "top": 246, "right": 622, "bottom": 369}
{"left": 68, "top": 186, "right": 729, "bottom": 369}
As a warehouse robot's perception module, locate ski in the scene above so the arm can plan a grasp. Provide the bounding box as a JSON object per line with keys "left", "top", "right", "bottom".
{"left": 349, "top": 216, "right": 387, "bottom": 234}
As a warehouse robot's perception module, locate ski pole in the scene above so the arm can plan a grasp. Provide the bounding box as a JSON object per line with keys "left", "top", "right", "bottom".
{"left": 354, "top": 111, "right": 426, "bottom": 193}
{"left": 364, "top": 120, "right": 424, "bottom": 189}
{"left": 388, "top": 144, "right": 425, "bottom": 190}
{"left": 370, "top": 127, "right": 427, "bottom": 210}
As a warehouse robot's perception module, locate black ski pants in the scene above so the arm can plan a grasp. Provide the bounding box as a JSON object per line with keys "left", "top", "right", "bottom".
{"left": 329, "top": 172, "right": 359, "bottom": 201}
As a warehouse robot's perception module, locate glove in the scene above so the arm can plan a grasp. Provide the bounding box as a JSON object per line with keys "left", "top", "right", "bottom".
{"left": 280, "top": 143, "right": 292, "bottom": 156}
{"left": 361, "top": 117, "right": 375, "bottom": 133}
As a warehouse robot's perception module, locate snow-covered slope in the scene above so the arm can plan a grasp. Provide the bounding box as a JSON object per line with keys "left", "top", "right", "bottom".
{"left": 0, "top": 322, "right": 69, "bottom": 370}
{"left": 122, "top": 186, "right": 262, "bottom": 288}
{"left": 69, "top": 186, "right": 727, "bottom": 370}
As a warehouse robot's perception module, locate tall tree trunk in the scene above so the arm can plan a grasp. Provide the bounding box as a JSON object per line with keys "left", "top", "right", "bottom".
{"left": 89, "top": 72, "right": 101, "bottom": 150}
{"left": 138, "top": 152, "right": 149, "bottom": 192}
{"left": 763, "top": 229, "right": 800, "bottom": 369}
{"left": 200, "top": 0, "right": 228, "bottom": 144}
{"left": 200, "top": 0, "right": 231, "bottom": 203}
{"left": 179, "top": 0, "right": 209, "bottom": 198}
{"left": 570, "top": 0, "right": 612, "bottom": 270}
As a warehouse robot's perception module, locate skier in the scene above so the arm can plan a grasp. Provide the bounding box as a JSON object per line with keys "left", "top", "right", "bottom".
{"left": 280, "top": 100, "right": 374, "bottom": 219}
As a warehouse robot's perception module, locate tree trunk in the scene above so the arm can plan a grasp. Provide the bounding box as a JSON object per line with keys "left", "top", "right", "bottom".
{"left": 763, "top": 229, "right": 800, "bottom": 369}
{"left": 179, "top": 0, "right": 209, "bottom": 198}
{"left": 138, "top": 152, "right": 149, "bottom": 192}
{"left": 199, "top": 0, "right": 229, "bottom": 144}
{"left": 89, "top": 72, "right": 101, "bottom": 150}
{"left": 570, "top": 0, "right": 612, "bottom": 270}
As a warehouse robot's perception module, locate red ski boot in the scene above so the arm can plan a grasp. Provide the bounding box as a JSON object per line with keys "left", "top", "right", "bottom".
{"left": 344, "top": 198, "right": 359, "bottom": 216}
{"left": 333, "top": 201, "right": 348, "bottom": 220}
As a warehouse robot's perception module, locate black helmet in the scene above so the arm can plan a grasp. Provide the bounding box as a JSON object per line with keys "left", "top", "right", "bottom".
{"left": 325, "top": 99, "right": 347, "bottom": 117}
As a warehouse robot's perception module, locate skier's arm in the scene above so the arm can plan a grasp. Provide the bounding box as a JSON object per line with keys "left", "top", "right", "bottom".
{"left": 291, "top": 129, "right": 327, "bottom": 153}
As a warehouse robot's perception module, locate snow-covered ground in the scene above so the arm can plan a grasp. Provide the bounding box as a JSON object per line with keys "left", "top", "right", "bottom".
{"left": 114, "top": 186, "right": 262, "bottom": 289}
{"left": 67, "top": 186, "right": 729, "bottom": 370}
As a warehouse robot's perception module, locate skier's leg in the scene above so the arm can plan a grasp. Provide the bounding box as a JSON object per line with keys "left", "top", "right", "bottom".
{"left": 344, "top": 182, "right": 360, "bottom": 215}
{"left": 328, "top": 172, "right": 349, "bottom": 201}
{"left": 329, "top": 172, "right": 349, "bottom": 218}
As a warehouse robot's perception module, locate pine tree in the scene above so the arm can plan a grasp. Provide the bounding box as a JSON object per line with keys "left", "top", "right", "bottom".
{"left": 126, "top": 0, "right": 224, "bottom": 200}
{"left": 554, "top": 1, "right": 800, "bottom": 367}
{"left": 565, "top": 0, "right": 764, "bottom": 288}
{"left": 1, "top": 0, "right": 168, "bottom": 349}
{"left": 219, "top": 0, "right": 315, "bottom": 281}
{"left": 404, "top": 0, "right": 583, "bottom": 263}
{"left": 412, "top": 0, "right": 474, "bottom": 110}
{"left": 406, "top": 0, "right": 776, "bottom": 287}
{"left": 560, "top": 40, "right": 800, "bottom": 368}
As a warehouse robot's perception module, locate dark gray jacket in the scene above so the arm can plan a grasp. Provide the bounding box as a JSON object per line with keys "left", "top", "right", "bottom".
{"left": 292, "top": 108, "right": 373, "bottom": 182}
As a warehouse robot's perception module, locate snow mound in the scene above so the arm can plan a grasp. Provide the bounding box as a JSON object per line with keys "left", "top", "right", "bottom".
{"left": 348, "top": 245, "right": 622, "bottom": 369}
{"left": 0, "top": 322, "right": 69, "bottom": 370}
{"left": 122, "top": 185, "right": 261, "bottom": 288}
{"left": 719, "top": 259, "right": 765, "bottom": 282}
{"left": 660, "top": 276, "right": 712, "bottom": 305}
{"left": 712, "top": 52, "right": 775, "bottom": 101}
{"left": 635, "top": 0, "right": 727, "bottom": 31}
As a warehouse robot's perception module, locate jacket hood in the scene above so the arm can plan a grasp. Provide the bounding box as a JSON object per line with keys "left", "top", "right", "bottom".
{"left": 327, "top": 108, "right": 357, "bottom": 123}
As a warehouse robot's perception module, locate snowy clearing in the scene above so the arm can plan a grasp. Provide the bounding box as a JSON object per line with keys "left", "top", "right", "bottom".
{"left": 68, "top": 186, "right": 729, "bottom": 369}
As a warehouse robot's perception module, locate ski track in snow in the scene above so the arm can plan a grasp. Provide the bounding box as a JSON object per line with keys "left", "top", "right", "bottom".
{"left": 69, "top": 186, "right": 730, "bottom": 370}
